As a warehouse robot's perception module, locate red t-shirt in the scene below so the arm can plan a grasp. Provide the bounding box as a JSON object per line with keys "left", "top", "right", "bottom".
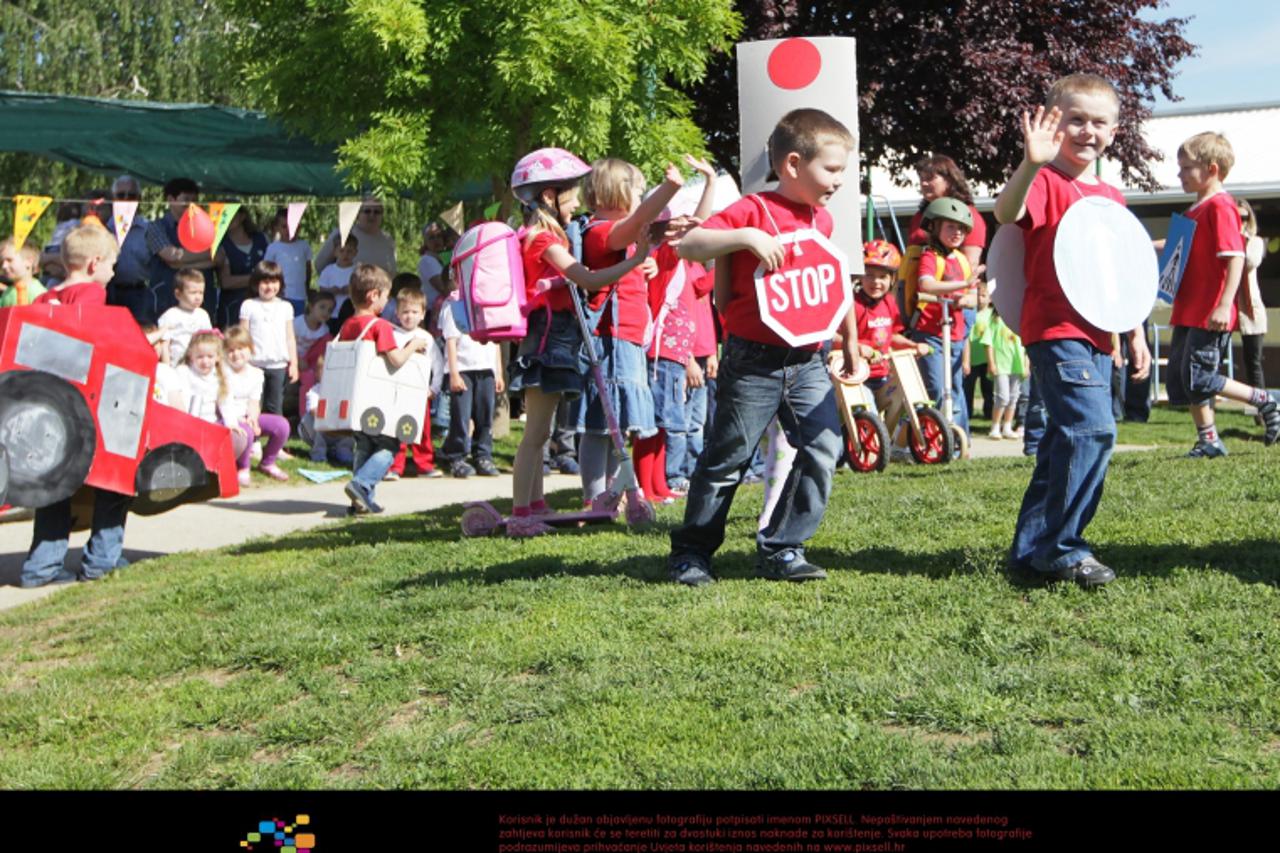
{"left": 521, "top": 230, "right": 573, "bottom": 313}
{"left": 1018, "top": 165, "right": 1122, "bottom": 353}
{"left": 691, "top": 292, "right": 718, "bottom": 359}
{"left": 582, "top": 219, "right": 649, "bottom": 344}
{"left": 855, "top": 291, "right": 904, "bottom": 379}
{"left": 704, "top": 191, "right": 835, "bottom": 350}
{"left": 908, "top": 204, "right": 987, "bottom": 251}
{"left": 338, "top": 314, "right": 397, "bottom": 354}
{"left": 33, "top": 282, "right": 107, "bottom": 306}
{"left": 1169, "top": 190, "right": 1246, "bottom": 330}
{"left": 913, "top": 248, "right": 969, "bottom": 341}
{"left": 647, "top": 243, "right": 714, "bottom": 364}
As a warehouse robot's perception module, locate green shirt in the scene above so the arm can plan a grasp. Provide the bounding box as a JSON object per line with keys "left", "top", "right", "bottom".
{"left": 0, "top": 279, "right": 47, "bottom": 307}
{"left": 967, "top": 307, "right": 992, "bottom": 366}
{"left": 980, "top": 315, "right": 1027, "bottom": 377}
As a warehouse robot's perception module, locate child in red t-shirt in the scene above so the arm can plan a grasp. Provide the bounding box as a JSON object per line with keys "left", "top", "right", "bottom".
{"left": 339, "top": 264, "right": 431, "bottom": 516}
{"left": 506, "top": 148, "right": 652, "bottom": 537}
{"left": 854, "top": 241, "right": 927, "bottom": 392}
{"left": 1166, "top": 132, "right": 1278, "bottom": 455}
{"left": 668, "top": 108, "right": 859, "bottom": 586}
{"left": 577, "top": 157, "right": 684, "bottom": 507}
{"left": 33, "top": 224, "right": 117, "bottom": 306}
{"left": 994, "top": 74, "right": 1151, "bottom": 589}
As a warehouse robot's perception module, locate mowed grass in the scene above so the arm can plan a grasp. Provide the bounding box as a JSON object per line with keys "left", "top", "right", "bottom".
{"left": 1, "top": 409, "right": 1277, "bottom": 790}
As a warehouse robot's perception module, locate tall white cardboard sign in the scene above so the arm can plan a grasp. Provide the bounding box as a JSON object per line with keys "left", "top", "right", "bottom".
{"left": 737, "top": 36, "right": 864, "bottom": 274}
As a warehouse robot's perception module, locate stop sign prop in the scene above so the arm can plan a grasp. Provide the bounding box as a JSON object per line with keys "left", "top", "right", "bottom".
{"left": 754, "top": 229, "right": 854, "bottom": 347}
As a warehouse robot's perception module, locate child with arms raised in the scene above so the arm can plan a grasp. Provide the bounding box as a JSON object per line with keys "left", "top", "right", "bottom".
{"left": 668, "top": 108, "right": 860, "bottom": 586}
{"left": 506, "top": 148, "right": 653, "bottom": 537}
{"left": 994, "top": 73, "right": 1151, "bottom": 588}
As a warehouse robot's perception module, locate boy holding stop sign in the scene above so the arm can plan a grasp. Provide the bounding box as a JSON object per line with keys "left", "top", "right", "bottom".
{"left": 667, "top": 108, "right": 860, "bottom": 586}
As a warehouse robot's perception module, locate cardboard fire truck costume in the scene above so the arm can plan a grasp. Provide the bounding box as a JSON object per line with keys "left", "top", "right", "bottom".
{"left": 313, "top": 322, "right": 432, "bottom": 443}
{"left": 0, "top": 305, "right": 238, "bottom": 522}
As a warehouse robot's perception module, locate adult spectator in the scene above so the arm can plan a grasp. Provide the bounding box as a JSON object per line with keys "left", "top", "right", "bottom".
{"left": 1238, "top": 199, "right": 1268, "bottom": 405}
{"left": 105, "top": 175, "right": 155, "bottom": 324}
{"left": 417, "top": 222, "right": 449, "bottom": 298}
{"left": 908, "top": 154, "right": 987, "bottom": 270}
{"left": 147, "top": 177, "right": 216, "bottom": 318}
{"left": 315, "top": 197, "right": 397, "bottom": 275}
{"left": 214, "top": 205, "right": 270, "bottom": 328}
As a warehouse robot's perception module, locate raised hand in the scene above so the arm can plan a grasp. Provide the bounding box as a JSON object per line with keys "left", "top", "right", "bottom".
{"left": 684, "top": 154, "right": 716, "bottom": 180}
{"left": 1021, "top": 105, "right": 1065, "bottom": 166}
{"left": 663, "top": 162, "right": 685, "bottom": 188}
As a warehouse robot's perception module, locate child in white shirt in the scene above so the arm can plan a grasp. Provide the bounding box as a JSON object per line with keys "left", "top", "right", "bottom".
{"left": 239, "top": 260, "right": 298, "bottom": 416}
{"left": 224, "top": 326, "right": 292, "bottom": 485}
{"left": 157, "top": 269, "right": 213, "bottom": 366}
{"left": 316, "top": 233, "right": 357, "bottom": 320}
{"left": 437, "top": 294, "right": 503, "bottom": 478}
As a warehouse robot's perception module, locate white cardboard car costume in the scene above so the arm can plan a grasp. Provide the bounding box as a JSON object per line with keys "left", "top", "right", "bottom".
{"left": 313, "top": 323, "right": 433, "bottom": 444}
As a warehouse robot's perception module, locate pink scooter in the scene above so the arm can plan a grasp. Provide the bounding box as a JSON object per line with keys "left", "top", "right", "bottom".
{"left": 460, "top": 285, "right": 656, "bottom": 536}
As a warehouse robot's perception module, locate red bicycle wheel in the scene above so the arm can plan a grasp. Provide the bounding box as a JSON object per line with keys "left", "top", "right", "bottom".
{"left": 846, "top": 411, "right": 891, "bottom": 472}
{"left": 909, "top": 405, "right": 954, "bottom": 465}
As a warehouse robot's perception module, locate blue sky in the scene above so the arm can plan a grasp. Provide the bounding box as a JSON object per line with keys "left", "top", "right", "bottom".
{"left": 1148, "top": 0, "right": 1280, "bottom": 110}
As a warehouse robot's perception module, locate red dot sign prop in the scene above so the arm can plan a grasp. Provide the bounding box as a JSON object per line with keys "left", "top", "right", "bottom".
{"left": 754, "top": 229, "right": 854, "bottom": 347}
{"left": 737, "top": 37, "right": 863, "bottom": 273}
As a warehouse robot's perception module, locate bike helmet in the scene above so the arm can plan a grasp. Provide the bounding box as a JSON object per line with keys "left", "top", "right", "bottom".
{"left": 862, "top": 239, "right": 902, "bottom": 271}
{"left": 510, "top": 148, "right": 592, "bottom": 205}
{"left": 921, "top": 197, "right": 973, "bottom": 229}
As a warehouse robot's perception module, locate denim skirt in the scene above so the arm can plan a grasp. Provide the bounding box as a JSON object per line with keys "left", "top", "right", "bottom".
{"left": 508, "top": 308, "right": 586, "bottom": 399}
{"left": 579, "top": 335, "right": 657, "bottom": 438}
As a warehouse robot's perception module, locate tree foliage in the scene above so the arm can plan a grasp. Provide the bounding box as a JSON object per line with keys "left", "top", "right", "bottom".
{"left": 0, "top": 0, "right": 251, "bottom": 200}
{"left": 688, "top": 1, "right": 1195, "bottom": 192}
{"left": 218, "top": 0, "right": 741, "bottom": 200}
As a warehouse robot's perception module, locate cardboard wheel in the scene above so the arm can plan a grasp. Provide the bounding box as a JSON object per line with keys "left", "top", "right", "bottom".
{"left": 132, "top": 443, "right": 212, "bottom": 515}
{"left": 360, "top": 406, "right": 386, "bottom": 435}
{"left": 0, "top": 445, "right": 9, "bottom": 504}
{"left": 395, "top": 414, "right": 418, "bottom": 442}
{"left": 0, "top": 371, "right": 96, "bottom": 507}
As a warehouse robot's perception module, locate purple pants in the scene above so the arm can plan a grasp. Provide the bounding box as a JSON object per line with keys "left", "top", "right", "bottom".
{"left": 231, "top": 414, "right": 290, "bottom": 469}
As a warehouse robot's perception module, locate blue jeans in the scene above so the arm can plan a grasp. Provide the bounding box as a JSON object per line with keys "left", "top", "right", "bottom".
{"left": 670, "top": 336, "right": 842, "bottom": 563}
{"left": 651, "top": 358, "right": 690, "bottom": 481}
{"left": 681, "top": 358, "right": 710, "bottom": 482}
{"left": 352, "top": 433, "right": 399, "bottom": 495}
{"left": 910, "top": 330, "right": 969, "bottom": 434}
{"left": 442, "top": 370, "right": 496, "bottom": 463}
{"left": 21, "top": 490, "right": 131, "bottom": 587}
{"left": 1010, "top": 340, "right": 1116, "bottom": 574}
{"left": 1022, "top": 373, "right": 1046, "bottom": 455}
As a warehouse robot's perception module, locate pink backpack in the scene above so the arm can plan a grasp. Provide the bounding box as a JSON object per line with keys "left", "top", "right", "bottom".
{"left": 450, "top": 222, "right": 527, "bottom": 343}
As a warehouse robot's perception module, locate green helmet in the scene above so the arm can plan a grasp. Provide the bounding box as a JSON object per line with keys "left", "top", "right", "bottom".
{"left": 922, "top": 197, "right": 973, "bottom": 229}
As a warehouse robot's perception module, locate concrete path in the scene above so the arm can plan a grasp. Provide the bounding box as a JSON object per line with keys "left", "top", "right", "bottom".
{"left": 0, "top": 437, "right": 1156, "bottom": 613}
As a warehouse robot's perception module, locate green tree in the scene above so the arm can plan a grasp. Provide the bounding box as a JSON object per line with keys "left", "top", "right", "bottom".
{"left": 0, "top": 0, "right": 251, "bottom": 228}
{"left": 219, "top": 0, "right": 741, "bottom": 202}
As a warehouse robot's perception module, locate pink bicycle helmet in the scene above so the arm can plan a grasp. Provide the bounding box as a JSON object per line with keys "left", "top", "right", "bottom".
{"left": 511, "top": 148, "right": 592, "bottom": 204}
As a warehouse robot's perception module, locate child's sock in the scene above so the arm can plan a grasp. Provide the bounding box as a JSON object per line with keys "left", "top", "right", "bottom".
{"left": 530, "top": 499, "right": 549, "bottom": 515}
{"left": 1248, "top": 387, "right": 1271, "bottom": 408}
{"left": 1197, "top": 423, "right": 1218, "bottom": 444}
{"left": 633, "top": 436, "right": 657, "bottom": 498}
{"left": 651, "top": 433, "right": 674, "bottom": 497}
{"left": 513, "top": 505, "right": 532, "bottom": 518}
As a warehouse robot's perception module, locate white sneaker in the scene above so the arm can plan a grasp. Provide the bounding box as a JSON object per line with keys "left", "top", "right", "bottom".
{"left": 1003, "top": 424, "right": 1022, "bottom": 439}
{"left": 988, "top": 429, "right": 1002, "bottom": 440}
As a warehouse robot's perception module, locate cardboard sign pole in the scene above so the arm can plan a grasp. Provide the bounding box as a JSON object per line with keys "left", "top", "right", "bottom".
{"left": 736, "top": 37, "right": 864, "bottom": 274}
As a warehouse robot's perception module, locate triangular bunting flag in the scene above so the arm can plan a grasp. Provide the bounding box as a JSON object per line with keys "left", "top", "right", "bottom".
{"left": 482, "top": 201, "right": 501, "bottom": 221}
{"left": 13, "top": 195, "right": 53, "bottom": 250}
{"left": 111, "top": 201, "right": 139, "bottom": 248}
{"left": 208, "top": 202, "right": 241, "bottom": 252}
{"left": 338, "top": 201, "right": 361, "bottom": 247}
{"left": 286, "top": 202, "right": 307, "bottom": 240}
{"left": 438, "top": 202, "right": 464, "bottom": 235}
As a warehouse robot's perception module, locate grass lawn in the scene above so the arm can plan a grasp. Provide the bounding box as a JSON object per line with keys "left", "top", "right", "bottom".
{"left": 1, "top": 408, "right": 1277, "bottom": 790}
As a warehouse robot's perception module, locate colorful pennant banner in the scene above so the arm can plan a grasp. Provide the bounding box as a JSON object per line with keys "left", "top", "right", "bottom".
{"left": 13, "top": 195, "right": 53, "bottom": 250}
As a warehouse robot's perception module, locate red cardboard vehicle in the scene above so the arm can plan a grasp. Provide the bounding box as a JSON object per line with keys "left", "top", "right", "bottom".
{"left": 0, "top": 305, "right": 238, "bottom": 523}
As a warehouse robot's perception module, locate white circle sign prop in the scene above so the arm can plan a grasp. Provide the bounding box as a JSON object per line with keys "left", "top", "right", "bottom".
{"left": 986, "top": 224, "right": 1028, "bottom": 336}
{"left": 1053, "top": 196, "right": 1158, "bottom": 333}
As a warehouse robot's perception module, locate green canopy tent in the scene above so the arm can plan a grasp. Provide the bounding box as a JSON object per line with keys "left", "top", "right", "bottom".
{"left": 0, "top": 90, "right": 352, "bottom": 195}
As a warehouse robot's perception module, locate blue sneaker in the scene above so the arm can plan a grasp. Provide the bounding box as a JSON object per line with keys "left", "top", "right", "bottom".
{"left": 1260, "top": 397, "right": 1280, "bottom": 446}
{"left": 344, "top": 480, "right": 384, "bottom": 514}
{"left": 1186, "top": 438, "right": 1228, "bottom": 458}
